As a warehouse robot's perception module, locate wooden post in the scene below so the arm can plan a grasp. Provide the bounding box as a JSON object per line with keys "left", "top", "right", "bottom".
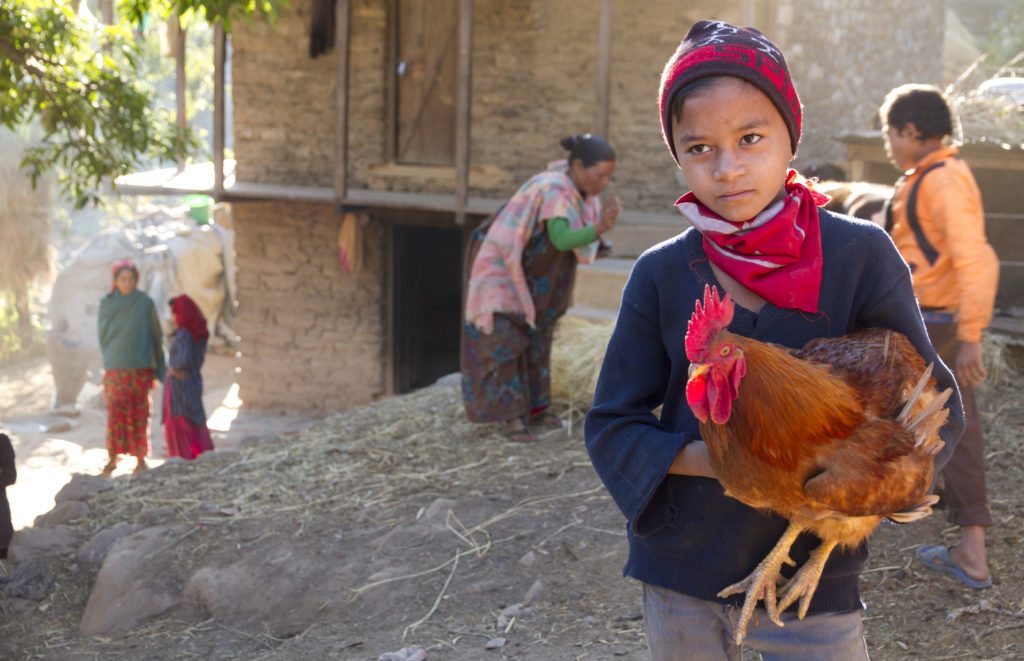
{"left": 99, "top": 0, "right": 113, "bottom": 24}
{"left": 213, "top": 23, "right": 226, "bottom": 198}
{"left": 453, "top": 0, "right": 473, "bottom": 225}
{"left": 173, "top": 18, "right": 187, "bottom": 170}
{"left": 334, "top": 0, "right": 351, "bottom": 206}
{"left": 595, "top": 0, "right": 612, "bottom": 139}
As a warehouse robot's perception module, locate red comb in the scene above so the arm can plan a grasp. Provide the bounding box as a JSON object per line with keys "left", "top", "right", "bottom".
{"left": 685, "top": 285, "right": 734, "bottom": 361}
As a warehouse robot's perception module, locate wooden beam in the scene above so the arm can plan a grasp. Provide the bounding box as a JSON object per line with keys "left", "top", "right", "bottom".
{"left": 334, "top": 0, "right": 352, "bottom": 205}
{"left": 173, "top": 18, "right": 187, "bottom": 170}
{"left": 213, "top": 24, "right": 226, "bottom": 198}
{"left": 453, "top": 0, "right": 473, "bottom": 225}
{"left": 595, "top": 0, "right": 612, "bottom": 138}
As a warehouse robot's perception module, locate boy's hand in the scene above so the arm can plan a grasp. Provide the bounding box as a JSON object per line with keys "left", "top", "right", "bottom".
{"left": 668, "top": 440, "right": 717, "bottom": 479}
{"left": 956, "top": 341, "right": 986, "bottom": 386}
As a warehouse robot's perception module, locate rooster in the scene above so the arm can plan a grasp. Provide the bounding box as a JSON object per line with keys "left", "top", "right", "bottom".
{"left": 685, "top": 285, "right": 952, "bottom": 644}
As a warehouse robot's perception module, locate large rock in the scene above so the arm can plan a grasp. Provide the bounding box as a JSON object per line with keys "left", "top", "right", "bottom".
{"left": 54, "top": 475, "right": 113, "bottom": 505}
{"left": 79, "top": 525, "right": 189, "bottom": 636}
{"left": 7, "top": 525, "right": 84, "bottom": 563}
{"left": 183, "top": 540, "right": 354, "bottom": 638}
{"left": 35, "top": 500, "right": 90, "bottom": 527}
{"left": 77, "top": 522, "right": 138, "bottom": 570}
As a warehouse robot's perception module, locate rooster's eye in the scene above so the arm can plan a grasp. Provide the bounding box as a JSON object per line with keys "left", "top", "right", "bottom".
{"left": 720, "top": 346, "right": 731, "bottom": 357}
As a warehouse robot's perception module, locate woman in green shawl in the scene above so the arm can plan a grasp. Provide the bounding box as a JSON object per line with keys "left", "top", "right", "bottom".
{"left": 97, "top": 260, "right": 165, "bottom": 476}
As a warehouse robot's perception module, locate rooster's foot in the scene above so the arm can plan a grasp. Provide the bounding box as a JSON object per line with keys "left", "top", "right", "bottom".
{"left": 776, "top": 540, "right": 838, "bottom": 619}
{"left": 717, "top": 523, "right": 803, "bottom": 645}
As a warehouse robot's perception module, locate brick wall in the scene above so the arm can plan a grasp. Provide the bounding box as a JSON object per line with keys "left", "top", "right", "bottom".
{"left": 231, "top": 201, "right": 384, "bottom": 412}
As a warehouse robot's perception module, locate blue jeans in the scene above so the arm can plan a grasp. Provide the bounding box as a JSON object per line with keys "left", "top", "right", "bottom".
{"left": 642, "top": 584, "right": 870, "bottom": 661}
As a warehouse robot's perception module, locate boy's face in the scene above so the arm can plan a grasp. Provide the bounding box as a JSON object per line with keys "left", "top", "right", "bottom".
{"left": 671, "top": 77, "right": 792, "bottom": 222}
{"left": 883, "top": 124, "right": 921, "bottom": 172}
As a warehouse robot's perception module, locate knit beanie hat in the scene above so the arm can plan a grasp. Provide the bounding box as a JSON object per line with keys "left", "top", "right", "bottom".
{"left": 659, "top": 20, "right": 802, "bottom": 162}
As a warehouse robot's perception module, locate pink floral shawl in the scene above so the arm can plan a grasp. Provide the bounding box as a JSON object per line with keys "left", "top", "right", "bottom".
{"left": 465, "top": 161, "right": 601, "bottom": 333}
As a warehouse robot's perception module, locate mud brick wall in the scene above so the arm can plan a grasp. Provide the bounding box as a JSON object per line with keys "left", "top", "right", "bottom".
{"left": 231, "top": 201, "right": 384, "bottom": 412}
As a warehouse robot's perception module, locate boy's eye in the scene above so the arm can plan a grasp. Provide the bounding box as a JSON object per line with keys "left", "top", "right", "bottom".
{"left": 687, "top": 144, "right": 711, "bottom": 155}
{"left": 740, "top": 133, "right": 762, "bottom": 145}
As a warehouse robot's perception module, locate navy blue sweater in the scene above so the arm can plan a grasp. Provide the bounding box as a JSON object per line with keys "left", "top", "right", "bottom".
{"left": 584, "top": 209, "right": 964, "bottom": 615}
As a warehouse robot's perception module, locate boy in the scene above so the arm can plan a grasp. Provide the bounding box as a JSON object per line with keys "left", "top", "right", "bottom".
{"left": 584, "top": 21, "right": 964, "bottom": 660}
{"left": 880, "top": 84, "right": 999, "bottom": 589}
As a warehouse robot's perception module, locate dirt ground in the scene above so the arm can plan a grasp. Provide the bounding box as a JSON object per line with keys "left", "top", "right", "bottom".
{"left": 0, "top": 351, "right": 312, "bottom": 530}
{"left": 1, "top": 344, "right": 1023, "bottom": 660}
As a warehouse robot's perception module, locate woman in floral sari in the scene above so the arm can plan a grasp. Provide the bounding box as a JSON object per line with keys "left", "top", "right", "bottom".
{"left": 98, "top": 261, "right": 165, "bottom": 475}
{"left": 462, "top": 134, "right": 619, "bottom": 442}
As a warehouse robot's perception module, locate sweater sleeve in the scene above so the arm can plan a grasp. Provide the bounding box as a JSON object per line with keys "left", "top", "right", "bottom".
{"left": 546, "top": 217, "right": 598, "bottom": 251}
{"left": 0, "top": 434, "right": 15, "bottom": 487}
{"left": 859, "top": 237, "right": 965, "bottom": 472}
{"left": 922, "top": 169, "right": 999, "bottom": 343}
{"left": 584, "top": 263, "right": 692, "bottom": 534}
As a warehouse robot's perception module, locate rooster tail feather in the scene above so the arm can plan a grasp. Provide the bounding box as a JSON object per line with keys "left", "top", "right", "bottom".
{"left": 887, "top": 494, "right": 940, "bottom": 523}
{"left": 897, "top": 363, "right": 934, "bottom": 424}
{"left": 907, "top": 386, "right": 952, "bottom": 455}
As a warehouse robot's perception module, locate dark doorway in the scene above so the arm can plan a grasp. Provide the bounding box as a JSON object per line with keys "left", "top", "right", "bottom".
{"left": 392, "top": 224, "right": 464, "bottom": 393}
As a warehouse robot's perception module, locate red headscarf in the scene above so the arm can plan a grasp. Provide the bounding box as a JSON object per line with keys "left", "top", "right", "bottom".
{"left": 171, "top": 295, "right": 210, "bottom": 343}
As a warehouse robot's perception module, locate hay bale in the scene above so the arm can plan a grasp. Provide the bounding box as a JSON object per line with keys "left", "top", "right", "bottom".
{"left": 550, "top": 316, "right": 613, "bottom": 416}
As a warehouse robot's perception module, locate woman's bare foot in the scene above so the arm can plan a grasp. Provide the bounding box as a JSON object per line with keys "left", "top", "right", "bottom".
{"left": 505, "top": 418, "right": 538, "bottom": 443}
{"left": 132, "top": 459, "right": 148, "bottom": 475}
{"left": 100, "top": 457, "right": 119, "bottom": 477}
{"left": 530, "top": 411, "right": 564, "bottom": 430}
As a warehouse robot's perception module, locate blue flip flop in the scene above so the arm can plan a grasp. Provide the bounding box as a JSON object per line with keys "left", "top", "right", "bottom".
{"left": 916, "top": 545, "right": 992, "bottom": 589}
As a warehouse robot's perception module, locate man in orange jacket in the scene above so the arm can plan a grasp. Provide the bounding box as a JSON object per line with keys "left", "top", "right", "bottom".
{"left": 881, "top": 84, "right": 999, "bottom": 589}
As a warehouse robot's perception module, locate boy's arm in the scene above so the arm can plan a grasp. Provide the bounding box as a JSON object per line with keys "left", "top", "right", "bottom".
{"left": 584, "top": 268, "right": 696, "bottom": 534}
{"left": 860, "top": 233, "right": 965, "bottom": 471}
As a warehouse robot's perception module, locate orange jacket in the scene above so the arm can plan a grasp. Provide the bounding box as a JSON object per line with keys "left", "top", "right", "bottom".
{"left": 890, "top": 146, "right": 999, "bottom": 343}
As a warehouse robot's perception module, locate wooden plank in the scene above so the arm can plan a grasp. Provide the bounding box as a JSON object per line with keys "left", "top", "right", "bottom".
{"left": 334, "top": 0, "right": 351, "bottom": 205}
{"left": 174, "top": 18, "right": 187, "bottom": 170}
{"left": 213, "top": 24, "right": 226, "bottom": 198}
{"left": 595, "top": 0, "right": 612, "bottom": 138}
{"left": 385, "top": 0, "right": 398, "bottom": 161}
{"left": 453, "top": 0, "right": 473, "bottom": 224}
{"left": 396, "top": 0, "right": 458, "bottom": 165}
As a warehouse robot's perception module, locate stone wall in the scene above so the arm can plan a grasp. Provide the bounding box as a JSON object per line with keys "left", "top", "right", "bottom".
{"left": 775, "top": 0, "right": 946, "bottom": 169}
{"left": 231, "top": 202, "right": 384, "bottom": 412}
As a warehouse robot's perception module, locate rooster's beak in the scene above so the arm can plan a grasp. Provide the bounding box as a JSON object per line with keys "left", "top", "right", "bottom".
{"left": 688, "top": 363, "right": 709, "bottom": 380}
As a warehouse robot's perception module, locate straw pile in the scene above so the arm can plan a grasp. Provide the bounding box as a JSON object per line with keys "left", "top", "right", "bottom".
{"left": 549, "top": 316, "right": 613, "bottom": 418}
